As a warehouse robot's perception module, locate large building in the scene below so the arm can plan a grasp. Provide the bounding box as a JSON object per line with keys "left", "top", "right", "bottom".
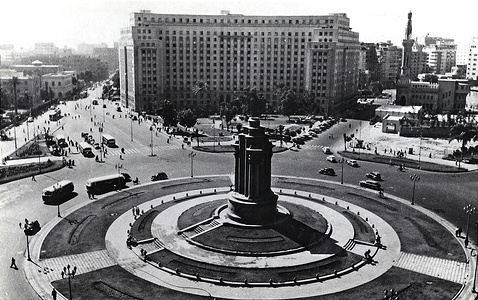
{"left": 118, "top": 10, "right": 361, "bottom": 115}
{"left": 376, "top": 41, "right": 402, "bottom": 88}
{"left": 33, "top": 43, "right": 58, "bottom": 56}
{"left": 467, "top": 37, "right": 478, "bottom": 80}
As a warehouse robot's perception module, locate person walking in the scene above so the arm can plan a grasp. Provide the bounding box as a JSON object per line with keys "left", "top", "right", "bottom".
{"left": 51, "top": 288, "right": 57, "bottom": 300}
{"left": 10, "top": 257, "right": 17, "bottom": 269}
{"left": 31, "top": 175, "right": 36, "bottom": 181}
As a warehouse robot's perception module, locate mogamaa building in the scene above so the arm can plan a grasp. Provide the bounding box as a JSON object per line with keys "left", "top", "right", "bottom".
{"left": 119, "top": 10, "right": 360, "bottom": 115}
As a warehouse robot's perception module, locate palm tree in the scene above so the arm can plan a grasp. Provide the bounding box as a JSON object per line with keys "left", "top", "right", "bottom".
{"left": 449, "top": 123, "right": 478, "bottom": 161}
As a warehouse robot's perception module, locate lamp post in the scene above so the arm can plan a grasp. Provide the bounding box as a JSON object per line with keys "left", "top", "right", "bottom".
{"left": 99, "top": 126, "right": 103, "bottom": 162}
{"left": 340, "top": 157, "right": 344, "bottom": 184}
{"left": 149, "top": 126, "right": 154, "bottom": 156}
{"left": 409, "top": 174, "right": 420, "bottom": 205}
{"left": 472, "top": 221, "right": 478, "bottom": 293}
{"left": 189, "top": 151, "right": 197, "bottom": 177}
{"left": 19, "top": 221, "right": 32, "bottom": 261}
{"left": 130, "top": 114, "right": 133, "bottom": 141}
{"left": 464, "top": 204, "right": 476, "bottom": 247}
{"left": 61, "top": 264, "right": 77, "bottom": 300}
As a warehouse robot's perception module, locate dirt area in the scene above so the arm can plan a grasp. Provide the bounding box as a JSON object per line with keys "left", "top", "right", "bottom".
{"left": 357, "top": 122, "right": 473, "bottom": 161}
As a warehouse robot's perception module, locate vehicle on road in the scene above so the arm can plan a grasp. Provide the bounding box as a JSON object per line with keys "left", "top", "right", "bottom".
{"left": 56, "top": 134, "right": 68, "bottom": 148}
{"left": 323, "top": 147, "right": 332, "bottom": 154}
{"left": 79, "top": 142, "right": 94, "bottom": 157}
{"left": 347, "top": 160, "right": 359, "bottom": 167}
{"left": 151, "top": 172, "right": 169, "bottom": 181}
{"left": 86, "top": 174, "right": 126, "bottom": 195}
{"left": 92, "top": 99, "right": 99, "bottom": 105}
{"left": 319, "top": 168, "right": 335, "bottom": 176}
{"left": 42, "top": 180, "right": 74, "bottom": 203}
{"left": 326, "top": 155, "right": 337, "bottom": 163}
{"left": 116, "top": 106, "right": 122, "bottom": 112}
{"left": 366, "top": 172, "right": 382, "bottom": 181}
{"left": 359, "top": 180, "right": 382, "bottom": 191}
{"left": 102, "top": 134, "right": 116, "bottom": 147}
{"left": 121, "top": 173, "right": 132, "bottom": 182}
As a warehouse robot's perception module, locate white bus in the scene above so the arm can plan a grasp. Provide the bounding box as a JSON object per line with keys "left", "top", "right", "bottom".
{"left": 102, "top": 134, "right": 116, "bottom": 147}
{"left": 86, "top": 174, "right": 126, "bottom": 195}
{"left": 42, "top": 180, "right": 74, "bottom": 203}
{"left": 78, "top": 142, "right": 94, "bottom": 157}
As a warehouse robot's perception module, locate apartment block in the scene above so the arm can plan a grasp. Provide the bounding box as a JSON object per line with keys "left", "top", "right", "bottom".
{"left": 118, "top": 10, "right": 361, "bottom": 115}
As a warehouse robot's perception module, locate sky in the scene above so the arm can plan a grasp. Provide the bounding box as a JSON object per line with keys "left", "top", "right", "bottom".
{"left": 0, "top": 0, "right": 476, "bottom": 50}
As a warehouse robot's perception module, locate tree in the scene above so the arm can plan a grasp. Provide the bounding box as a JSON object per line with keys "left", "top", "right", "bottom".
{"left": 159, "top": 100, "right": 178, "bottom": 128}
{"left": 449, "top": 123, "right": 478, "bottom": 161}
{"left": 369, "top": 81, "right": 383, "bottom": 96}
{"left": 275, "top": 84, "right": 298, "bottom": 121}
{"left": 178, "top": 109, "right": 197, "bottom": 128}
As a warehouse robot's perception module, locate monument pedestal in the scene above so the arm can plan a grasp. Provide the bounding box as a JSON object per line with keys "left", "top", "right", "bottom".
{"left": 226, "top": 191, "right": 278, "bottom": 225}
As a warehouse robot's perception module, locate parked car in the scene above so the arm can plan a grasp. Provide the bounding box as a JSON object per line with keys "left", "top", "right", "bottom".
{"left": 151, "top": 172, "right": 169, "bottom": 181}
{"left": 323, "top": 147, "right": 332, "bottom": 154}
{"left": 121, "top": 172, "right": 132, "bottom": 182}
{"left": 319, "top": 167, "right": 335, "bottom": 176}
{"left": 359, "top": 180, "right": 382, "bottom": 191}
{"left": 326, "top": 155, "right": 337, "bottom": 163}
{"left": 292, "top": 137, "right": 305, "bottom": 145}
{"left": 366, "top": 172, "right": 382, "bottom": 181}
{"left": 347, "top": 160, "right": 359, "bottom": 167}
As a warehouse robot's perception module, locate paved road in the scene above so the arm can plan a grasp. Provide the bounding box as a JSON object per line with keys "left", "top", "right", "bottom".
{"left": 1, "top": 87, "right": 478, "bottom": 299}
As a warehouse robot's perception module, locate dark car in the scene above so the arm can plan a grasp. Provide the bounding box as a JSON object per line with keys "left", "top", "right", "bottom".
{"left": 319, "top": 168, "right": 335, "bottom": 176}
{"left": 151, "top": 172, "right": 168, "bottom": 181}
{"left": 121, "top": 172, "right": 132, "bottom": 182}
{"left": 359, "top": 180, "right": 382, "bottom": 191}
{"left": 366, "top": 172, "right": 382, "bottom": 181}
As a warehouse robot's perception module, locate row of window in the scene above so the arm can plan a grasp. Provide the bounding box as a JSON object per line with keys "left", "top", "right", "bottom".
{"left": 139, "top": 15, "right": 336, "bottom": 26}
{"left": 162, "top": 30, "right": 313, "bottom": 37}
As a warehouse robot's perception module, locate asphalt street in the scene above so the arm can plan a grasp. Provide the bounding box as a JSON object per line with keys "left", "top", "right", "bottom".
{"left": 1, "top": 85, "right": 477, "bottom": 299}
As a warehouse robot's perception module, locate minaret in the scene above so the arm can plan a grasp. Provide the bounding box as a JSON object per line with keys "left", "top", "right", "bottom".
{"left": 400, "top": 11, "right": 414, "bottom": 81}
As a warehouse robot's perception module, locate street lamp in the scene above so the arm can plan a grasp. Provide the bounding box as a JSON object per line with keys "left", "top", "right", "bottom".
{"left": 99, "top": 126, "right": 103, "bottom": 162}
{"left": 130, "top": 113, "right": 133, "bottom": 141}
{"left": 189, "top": 151, "right": 197, "bottom": 177}
{"left": 340, "top": 158, "right": 345, "bottom": 184}
{"left": 409, "top": 174, "right": 420, "bottom": 205}
{"left": 464, "top": 204, "right": 476, "bottom": 247}
{"left": 472, "top": 221, "right": 478, "bottom": 293}
{"left": 19, "top": 221, "right": 32, "bottom": 261}
{"left": 383, "top": 288, "right": 399, "bottom": 300}
{"left": 61, "top": 264, "right": 77, "bottom": 300}
{"left": 149, "top": 126, "right": 154, "bottom": 156}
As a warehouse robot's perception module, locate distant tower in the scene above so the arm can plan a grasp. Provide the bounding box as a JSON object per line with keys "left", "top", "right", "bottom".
{"left": 401, "top": 11, "right": 414, "bottom": 80}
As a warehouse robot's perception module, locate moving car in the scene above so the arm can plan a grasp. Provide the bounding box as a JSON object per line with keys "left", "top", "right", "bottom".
{"left": 347, "top": 160, "right": 359, "bottom": 167}
{"left": 366, "top": 172, "right": 382, "bottom": 181}
{"left": 323, "top": 147, "right": 332, "bottom": 154}
{"left": 359, "top": 180, "right": 382, "bottom": 191}
{"left": 326, "top": 155, "right": 337, "bottom": 163}
{"left": 319, "top": 168, "right": 335, "bottom": 176}
{"left": 151, "top": 172, "right": 169, "bottom": 181}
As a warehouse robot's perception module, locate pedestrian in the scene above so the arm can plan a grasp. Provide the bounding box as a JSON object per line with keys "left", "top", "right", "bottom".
{"left": 87, "top": 190, "right": 91, "bottom": 199}
{"left": 32, "top": 175, "right": 36, "bottom": 181}
{"left": 10, "top": 257, "right": 17, "bottom": 269}
{"left": 136, "top": 207, "right": 140, "bottom": 216}
{"left": 51, "top": 288, "right": 57, "bottom": 300}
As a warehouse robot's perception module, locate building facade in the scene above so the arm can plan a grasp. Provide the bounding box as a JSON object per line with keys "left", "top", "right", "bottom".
{"left": 0, "top": 72, "right": 41, "bottom": 109}
{"left": 42, "top": 72, "right": 75, "bottom": 100}
{"left": 33, "top": 43, "right": 58, "bottom": 56}
{"left": 376, "top": 41, "right": 402, "bottom": 88}
{"left": 118, "top": 10, "right": 360, "bottom": 115}
{"left": 467, "top": 37, "right": 478, "bottom": 80}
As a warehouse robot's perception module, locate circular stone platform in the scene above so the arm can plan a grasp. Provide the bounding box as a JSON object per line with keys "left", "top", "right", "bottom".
{"left": 106, "top": 187, "right": 401, "bottom": 299}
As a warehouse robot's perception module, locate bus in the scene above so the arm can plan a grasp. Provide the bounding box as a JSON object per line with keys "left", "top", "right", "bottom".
{"left": 56, "top": 134, "right": 67, "bottom": 147}
{"left": 102, "top": 134, "right": 116, "bottom": 147}
{"left": 42, "top": 180, "right": 74, "bottom": 203}
{"left": 49, "top": 108, "right": 61, "bottom": 121}
{"left": 78, "top": 142, "right": 94, "bottom": 157}
{"left": 86, "top": 174, "right": 126, "bottom": 195}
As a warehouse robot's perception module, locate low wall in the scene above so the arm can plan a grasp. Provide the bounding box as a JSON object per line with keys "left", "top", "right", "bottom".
{"left": 399, "top": 126, "right": 451, "bottom": 138}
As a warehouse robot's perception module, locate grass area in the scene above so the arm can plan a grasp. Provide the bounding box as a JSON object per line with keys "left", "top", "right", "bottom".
{"left": 339, "top": 150, "right": 465, "bottom": 173}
